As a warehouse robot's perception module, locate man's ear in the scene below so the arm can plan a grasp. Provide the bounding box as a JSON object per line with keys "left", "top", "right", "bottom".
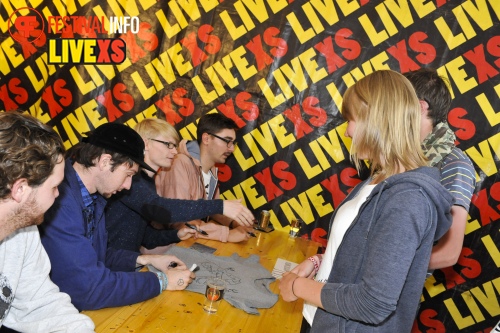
{"left": 143, "top": 138, "right": 150, "bottom": 151}
{"left": 10, "top": 178, "right": 29, "bottom": 203}
{"left": 419, "top": 99, "right": 429, "bottom": 115}
{"left": 97, "top": 154, "right": 112, "bottom": 170}
{"left": 201, "top": 132, "right": 210, "bottom": 145}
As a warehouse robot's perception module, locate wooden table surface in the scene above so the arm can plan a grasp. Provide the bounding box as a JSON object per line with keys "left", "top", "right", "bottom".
{"left": 83, "top": 230, "right": 320, "bottom": 333}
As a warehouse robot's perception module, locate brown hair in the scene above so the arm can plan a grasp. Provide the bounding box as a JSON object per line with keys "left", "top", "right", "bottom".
{"left": 0, "top": 112, "right": 65, "bottom": 199}
{"left": 404, "top": 68, "right": 452, "bottom": 127}
{"left": 196, "top": 113, "right": 238, "bottom": 144}
{"left": 66, "top": 143, "right": 134, "bottom": 172}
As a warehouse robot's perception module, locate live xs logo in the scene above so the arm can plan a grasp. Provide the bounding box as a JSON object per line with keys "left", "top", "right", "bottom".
{"left": 8, "top": 7, "right": 45, "bottom": 44}
{"left": 7, "top": 7, "right": 46, "bottom": 58}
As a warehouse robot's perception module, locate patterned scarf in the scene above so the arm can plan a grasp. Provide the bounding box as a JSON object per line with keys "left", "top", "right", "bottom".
{"left": 421, "top": 122, "right": 456, "bottom": 167}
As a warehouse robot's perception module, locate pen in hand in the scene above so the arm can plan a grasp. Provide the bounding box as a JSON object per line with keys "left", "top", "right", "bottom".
{"left": 136, "top": 261, "right": 180, "bottom": 272}
{"left": 185, "top": 222, "right": 209, "bottom": 236}
{"left": 247, "top": 231, "right": 256, "bottom": 237}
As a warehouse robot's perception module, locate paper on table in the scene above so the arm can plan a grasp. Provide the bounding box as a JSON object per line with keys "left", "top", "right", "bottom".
{"left": 272, "top": 258, "right": 298, "bottom": 279}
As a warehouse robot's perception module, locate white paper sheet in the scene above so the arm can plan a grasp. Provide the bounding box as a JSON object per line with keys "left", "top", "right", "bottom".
{"left": 272, "top": 258, "right": 298, "bottom": 279}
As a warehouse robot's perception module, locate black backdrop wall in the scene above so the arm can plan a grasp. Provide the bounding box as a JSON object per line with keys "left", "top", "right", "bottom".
{"left": 1, "top": 0, "right": 499, "bottom": 331}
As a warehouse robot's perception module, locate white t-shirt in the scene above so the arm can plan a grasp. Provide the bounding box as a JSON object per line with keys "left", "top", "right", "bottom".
{"left": 202, "top": 170, "right": 211, "bottom": 198}
{"left": 303, "top": 183, "right": 376, "bottom": 325}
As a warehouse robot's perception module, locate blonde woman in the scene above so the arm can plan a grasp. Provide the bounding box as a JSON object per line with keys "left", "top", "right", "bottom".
{"left": 279, "top": 70, "right": 453, "bottom": 333}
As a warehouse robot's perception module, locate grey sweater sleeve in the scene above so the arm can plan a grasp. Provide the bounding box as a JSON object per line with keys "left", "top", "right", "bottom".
{"left": 1, "top": 227, "right": 96, "bottom": 333}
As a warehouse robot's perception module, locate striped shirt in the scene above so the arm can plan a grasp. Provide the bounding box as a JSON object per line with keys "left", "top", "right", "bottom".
{"left": 440, "top": 147, "right": 475, "bottom": 210}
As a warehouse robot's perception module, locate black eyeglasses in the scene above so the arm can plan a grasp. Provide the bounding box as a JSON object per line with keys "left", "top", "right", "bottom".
{"left": 149, "top": 138, "right": 177, "bottom": 149}
{"left": 207, "top": 133, "right": 236, "bottom": 148}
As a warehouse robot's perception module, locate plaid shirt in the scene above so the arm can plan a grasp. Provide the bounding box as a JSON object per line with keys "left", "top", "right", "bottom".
{"left": 76, "top": 173, "right": 98, "bottom": 243}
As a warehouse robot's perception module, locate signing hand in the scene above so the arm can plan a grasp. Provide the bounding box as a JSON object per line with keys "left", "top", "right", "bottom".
{"left": 177, "top": 227, "right": 196, "bottom": 240}
{"left": 165, "top": 268, "right": 195, "bottom": 291}
{"left": 226, "top": 226, "right": 251, "bottom": 243}
{"left": 137, "top": 254, "right": 187, "bottom": 272}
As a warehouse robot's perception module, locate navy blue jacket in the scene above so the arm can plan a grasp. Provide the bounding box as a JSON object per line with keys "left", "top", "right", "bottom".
{"left": 40, "top": 159, "right": 160, "bottom": 311}
{"left": 106, "top": 170, "right": 223, "bottom": 252}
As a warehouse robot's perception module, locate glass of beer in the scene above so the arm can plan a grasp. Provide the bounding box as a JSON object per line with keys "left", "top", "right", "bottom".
{"left": 289, "top": 219, "right": 302, "bottom": 238}
{"left": 203, "top": 277, "right": 226, "bottom": 314}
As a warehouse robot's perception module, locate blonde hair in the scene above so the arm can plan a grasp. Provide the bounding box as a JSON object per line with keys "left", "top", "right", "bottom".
{"left": 342, "top": 70, "right": 427, "bottom": 182}
{"left": 134, "top": 118, "right": 180, "bottom": 143}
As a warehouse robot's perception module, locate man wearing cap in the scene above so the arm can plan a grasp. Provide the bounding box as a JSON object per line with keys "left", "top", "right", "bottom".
{"left": 39, "top": 122, "right": 201, "bottom": 311}
{"left": 0, "top": 112, "right": 95, "bottom": 332}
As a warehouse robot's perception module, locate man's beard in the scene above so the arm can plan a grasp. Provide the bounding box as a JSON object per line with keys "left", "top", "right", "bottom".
{"left": 12, "top": 192, "right": 44, "bottom": 229}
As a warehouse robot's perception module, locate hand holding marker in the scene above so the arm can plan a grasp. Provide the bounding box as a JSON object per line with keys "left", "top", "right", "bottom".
{"left": 168, "top": 262, "right": 198, "bottom": 272}
{"left": 185, "top": 222, "right": 209, "bottom": 236}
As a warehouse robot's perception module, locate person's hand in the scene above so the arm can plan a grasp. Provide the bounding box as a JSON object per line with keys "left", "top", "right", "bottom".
{"left": 165, "top": 268, "right": 195, "bottom": 290}
{"left": 189, "top": 222, "right": 222, "bottom": 240}
{"left": 227, "top": 226, "right": 250, "bottom": 243}
{"left": 279, "top": 272, "right": 299, "bottom": 302}
{"left": 137, "top": 254, "right": 187, "bottom": 272}
{"left": 177, "top": 227, "right": 196, "bottom": 240}
{"left": 291, "top": 259, "right": 316, "bottom": 279}
{"left": 222, "top": 199, "right": 255, "bottom": 227}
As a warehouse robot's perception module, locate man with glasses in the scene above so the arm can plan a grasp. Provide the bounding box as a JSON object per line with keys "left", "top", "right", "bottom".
{"left": 156, "top": 113, "right": 252, "bottom": 243}
{"left": 106, "top": 118, "right": 254, "bottom": 254}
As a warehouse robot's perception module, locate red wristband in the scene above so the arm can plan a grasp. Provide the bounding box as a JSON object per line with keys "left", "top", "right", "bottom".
{"left": 308, "top": 256, "right": 320, "bottom": 273}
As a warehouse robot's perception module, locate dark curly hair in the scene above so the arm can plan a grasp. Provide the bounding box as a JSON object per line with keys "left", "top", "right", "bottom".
{"left": 0, "top": 111, "right": 65, "bottom": 199}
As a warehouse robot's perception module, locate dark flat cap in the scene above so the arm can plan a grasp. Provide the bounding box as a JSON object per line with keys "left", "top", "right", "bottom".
{"left": 82, "top": 122, "right": 156, "bottom": 173}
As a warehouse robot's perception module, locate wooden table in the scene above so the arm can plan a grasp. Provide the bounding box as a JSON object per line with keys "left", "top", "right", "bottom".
{"left": 83, "top": 230, "right": 320, "bottom": 333}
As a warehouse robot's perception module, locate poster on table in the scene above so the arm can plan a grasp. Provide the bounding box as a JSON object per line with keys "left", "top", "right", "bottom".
{"left": 1, "top": 0, "right": 499, "bottom": 331}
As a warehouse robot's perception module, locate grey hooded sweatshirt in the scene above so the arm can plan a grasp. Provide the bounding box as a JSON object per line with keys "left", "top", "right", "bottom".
{"left": 311, "top": 166, "right": 453, "bottom": 333}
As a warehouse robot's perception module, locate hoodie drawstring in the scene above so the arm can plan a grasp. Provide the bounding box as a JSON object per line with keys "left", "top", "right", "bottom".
{"left": 365, "top": 181, "right": 387, "bottom": 239}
